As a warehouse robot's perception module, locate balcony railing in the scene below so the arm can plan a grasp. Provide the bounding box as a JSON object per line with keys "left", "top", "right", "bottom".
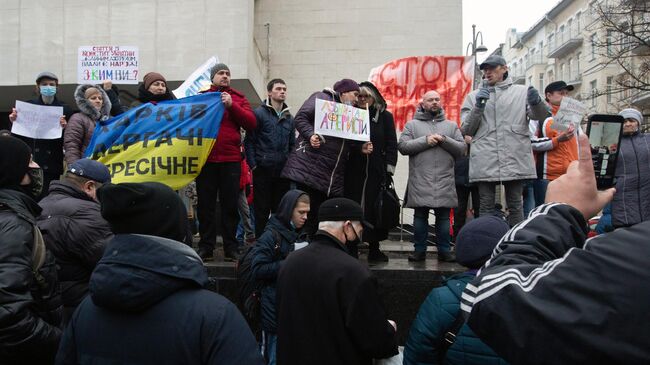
{"left": 548, "top": 23, "right": 584, "bottom": 58}
{"left": 525, "top": 53, "right": 545, "bottom": 69}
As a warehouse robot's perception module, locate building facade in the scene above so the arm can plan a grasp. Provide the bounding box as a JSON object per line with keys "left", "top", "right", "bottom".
{"left": 0, "top": 0, "right": 462, "bottom": 114}
{"left": 501, "top": 0, "right": 649, "bottom": 123}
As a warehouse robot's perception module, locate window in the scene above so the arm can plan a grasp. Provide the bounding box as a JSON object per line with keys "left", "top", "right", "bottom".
{"left": 567, "top": 19, "right": 573, "bottom": 38}
{"left": 548, "top": 33, "right": 554, "bottom": 51}
{"left": 591, "top": 80, "right": 598, "bottom": 107}
{"left": 560, "top": 64, "right": 566, "bottom": 81}
{"left": 576, "top": 12, "right": 582, "bottom": 32}
{"left": 568, "top": 58, "right": 573, "bottom": 80}
{"left": 607, "top": 76, "right": 613, "bottom": 103}
{"left": 528, "top": 76, "right": 533, "bottom": 86}
{"left": 576, "top": 52, "right": 582, "bottom": 74}
{"left": 559, "top": 25, "right": 566, "bottom": 44}
{"left": 591, "top": 33, "right": 597, "bottom": 60}
{"left": 539, "top": 73, "right": 544, "bottom": 91}
{"left": 606, "top": 30, "right": 613, "bottom": 56}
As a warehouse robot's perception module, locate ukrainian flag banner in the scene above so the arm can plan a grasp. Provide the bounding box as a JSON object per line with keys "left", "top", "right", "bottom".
{"left": 84, "top": 93, "right": 225, "bottom": 190}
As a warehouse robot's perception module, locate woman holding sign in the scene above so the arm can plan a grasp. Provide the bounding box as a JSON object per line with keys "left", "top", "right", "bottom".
{"left": 344, "top": 82, "right": 397, "bottom": 262}
{"left": 64, "top": 85, "right": 112, "bottom": 165}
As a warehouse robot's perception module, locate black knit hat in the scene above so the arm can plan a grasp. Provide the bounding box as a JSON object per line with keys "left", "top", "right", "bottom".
{"left": 98, "top": 182, "right": 188, "bottom": 242}
{"left": 0, "top": 135, "right": 32, "bottom": 189}
{"left": 456, "top": 215, "right": 510, "bottom": 269}
{"left": 210, "top": 63, "right": 231, "bottom": 81}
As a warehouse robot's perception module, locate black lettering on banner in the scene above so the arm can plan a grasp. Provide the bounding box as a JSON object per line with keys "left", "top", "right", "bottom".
{"left": 136, "top": 158, "right": 150, "bottom": 174}
{"left": 155, "top": 132, "right": 173, "bottom": 147}
{"left": 92, "top": 144, "right": 107, "bottom": 159}
{"left": 190, "top": 104, "right": 207, "bottom": 120}
{"left": 157, "top": 156, "right": 172, "bottom": 174}
{"left": 124, "top": 160, "right": 136, "bottom": 176}
{"left": 113, "top": 115, "right": 131, "bottom": 130}
{"left": 172, "top": 156, "right": 187, "bottom": 175}
{"left": 176, "top": 128, "right": 195, "bottom": 146}
{"left": 178, "top": 105, "right": 187, "bottom": 122}
{"left": 197, "top": 128, "right": 203, "bottom": 146}
{"left": 107, "top": 144, "right": 122, "bottom": 155}
{"left": 142, "top": 131, "right": 156, "bottom": 148}
{"left": 122, "top": 133, "right": 140, "bottom": 151}
{"left": 135, "top": 106, "right": 152, "bottom": 121}
{"left": 156, "top": 107, "right": 174, "bottom": 122}
{"left": 111, "top": 162, "right": 125, "bottom": 177}
{"left": 188, "top": 157, "right": 199, "bottom": 174}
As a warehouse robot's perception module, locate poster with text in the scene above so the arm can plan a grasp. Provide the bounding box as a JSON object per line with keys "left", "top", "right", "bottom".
{"left": 368, "top": 56, "right": 474, "bottom": 131}
{"left": 78, "top": 46, "right": 139, "bottom": 84}
{"left": 173, "top": 56, "right": 220, "bottom": 99}
{"left": 314, "top": 99, "right": 370, "bottom": 142}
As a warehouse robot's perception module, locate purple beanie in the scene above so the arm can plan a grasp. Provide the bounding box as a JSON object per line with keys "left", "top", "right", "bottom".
{"left": 333, "top": 79, "right": 360, "bottom": 94}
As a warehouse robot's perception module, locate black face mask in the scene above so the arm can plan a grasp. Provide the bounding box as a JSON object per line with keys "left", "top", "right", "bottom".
{"left": 20, "top": 167, "right": 43, "bottom": 199}
{"left": 344, "top": 223, "right": 362, "bottom": 249}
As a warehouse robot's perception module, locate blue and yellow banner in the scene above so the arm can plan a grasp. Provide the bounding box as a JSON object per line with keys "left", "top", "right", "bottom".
{"left": 84, "top": 93, "right": 224, "bottom": 189}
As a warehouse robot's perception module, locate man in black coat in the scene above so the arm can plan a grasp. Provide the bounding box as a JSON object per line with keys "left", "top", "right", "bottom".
{"left": 56, "top": 182, "right": 264, "bottom": 365}
{"left": 37, "top": 159, "right": 113, "bottom": 324}
{"left": 0, "top": 135, "right": 63, "bottom": 364}
{"left": 276, "top": 198, "right": 398, "bottom": 365}
{"left": 9, "top": 71, "right": 73, "bottom": 200}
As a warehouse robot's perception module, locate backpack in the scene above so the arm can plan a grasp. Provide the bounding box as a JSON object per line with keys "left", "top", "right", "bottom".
{"left": 235, "top": 228, "right": 282, "bottom": 335}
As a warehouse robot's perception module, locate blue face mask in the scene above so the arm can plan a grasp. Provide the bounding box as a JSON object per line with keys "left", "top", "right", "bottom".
{"left": 40, "top": 85, "right": 57, "bottom": 97}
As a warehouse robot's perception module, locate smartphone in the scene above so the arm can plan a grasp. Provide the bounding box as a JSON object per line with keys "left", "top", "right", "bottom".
{"left": 585, "top": 114, "right": 624, "bottom": 190}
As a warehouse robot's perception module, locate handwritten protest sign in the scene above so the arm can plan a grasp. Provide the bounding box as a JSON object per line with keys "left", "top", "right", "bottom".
{"left": 552, "top": 97, "right": 588, "bottom": 132}
{"left": 369, "top": 56, "right": 474, "bottom": 130}
{"left": 78, "top": 46, "right": 139, "bottom": 84}
{"left": 85, "top": 93, "right": 225, "bottom": 190}
{"left": 11, "top": 101, "right": 63, "bottom": 139}
{"left": 314, "top": 99, "right": 370, "bottom": 142}
{"left": 173, "top": 56, "right": 220, "bottom": 99}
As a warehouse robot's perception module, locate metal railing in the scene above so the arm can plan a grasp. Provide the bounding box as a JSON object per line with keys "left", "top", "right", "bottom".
{"left": 548, "top": 22, "right": 583, "bottom": 56}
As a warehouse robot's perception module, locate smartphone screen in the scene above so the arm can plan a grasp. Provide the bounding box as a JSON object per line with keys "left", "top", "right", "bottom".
{"left": 585, "top": 114, "right": 624, "bottom": 190}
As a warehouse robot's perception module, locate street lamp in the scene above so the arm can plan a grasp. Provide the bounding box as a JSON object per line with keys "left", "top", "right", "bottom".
{"left": 466, "top": 24, "right": 488, "bottom": 89}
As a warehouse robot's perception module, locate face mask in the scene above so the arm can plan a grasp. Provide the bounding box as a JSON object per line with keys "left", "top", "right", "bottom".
{"left": 40, "top": 86, "right": 57, "bottom": 97}
{"left": 20, "top": 167, "right": 43, "bottom": 199}
{"left": 344, "top": 224, "right": 362, "bottom": 251}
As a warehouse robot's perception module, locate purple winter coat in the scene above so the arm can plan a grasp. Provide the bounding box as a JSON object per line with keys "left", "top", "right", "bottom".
{"left": 281, "top": 88, "right": 359, "bottom": 197}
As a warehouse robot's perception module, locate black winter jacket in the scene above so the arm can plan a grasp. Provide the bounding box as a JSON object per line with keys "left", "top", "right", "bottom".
{"left": 281, "top": 89, "right": 359, "bottom": 196}
{"left": 0, "top": 189, "right": 62, "bottom": 364}
{"left": 245, "top": 100, "right": 294, "bottom": 173}
{"left": 55, "top": 233, "right": 264, "bottom": 365}
{"left": 37, "top": 180, "right": 112, "bottom": 311}
{"left": 277, "top": 231, "right": 398, "bottom": 365}
{"left": 462, "top": 203, "right": 650, "bottom": 364}
{"left": 251, "top": 190, "right": 305, "bottom": 332}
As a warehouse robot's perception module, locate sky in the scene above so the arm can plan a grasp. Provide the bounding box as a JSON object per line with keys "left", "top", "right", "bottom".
{"left": 462, "top": 0, "right": 561, "bottom": 62}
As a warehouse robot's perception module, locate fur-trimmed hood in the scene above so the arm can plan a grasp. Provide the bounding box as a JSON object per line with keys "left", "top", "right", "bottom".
{"left": 74, "top": 84, "right": 112, "bottom": 121}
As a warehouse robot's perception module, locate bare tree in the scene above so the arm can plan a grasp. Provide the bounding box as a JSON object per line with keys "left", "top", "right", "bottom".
{"left": 586, "top": 0, "right": 650, "bottom": 109}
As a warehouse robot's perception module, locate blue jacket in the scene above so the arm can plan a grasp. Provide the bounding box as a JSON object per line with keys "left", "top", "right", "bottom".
{"left": 245, "top": 100, "right": 294, "bottom": 173}
{"left": 55, "top": 234, "right": 264, "bottom": 365}
{"left": 404, "top": 273, "right": 508, "bottom": 365}
{"left": 250, "top": 189, "right": 306, "bottom": 333}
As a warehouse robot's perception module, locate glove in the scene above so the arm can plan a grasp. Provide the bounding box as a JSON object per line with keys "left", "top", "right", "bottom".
{"left": 475, "top": 87, "right": 490, "bottom": 107}
{"left": 527, "top": 86, "right": 542, "bottom": 105}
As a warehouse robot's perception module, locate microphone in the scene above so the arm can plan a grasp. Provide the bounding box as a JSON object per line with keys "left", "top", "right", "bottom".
{"left": 477, "top": 80, "right": 488, "bottom": 108}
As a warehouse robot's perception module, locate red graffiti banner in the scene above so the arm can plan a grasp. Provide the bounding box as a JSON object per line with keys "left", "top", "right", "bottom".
{"left": 368, "top": 56, "right": 475, "bottom": 131}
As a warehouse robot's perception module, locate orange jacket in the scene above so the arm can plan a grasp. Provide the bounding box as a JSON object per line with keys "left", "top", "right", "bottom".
{"left": 529, "top": 104, "right": 579, "bottom": 180}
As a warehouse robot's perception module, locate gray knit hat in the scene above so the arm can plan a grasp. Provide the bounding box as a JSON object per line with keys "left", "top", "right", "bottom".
{"left": 619, "top": 108, "right": 643, "bottom": 124}
{"left": 210, "top": 63, "right": 230, "bottom": 81}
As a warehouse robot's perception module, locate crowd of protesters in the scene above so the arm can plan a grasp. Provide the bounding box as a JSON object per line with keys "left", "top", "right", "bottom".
{"left": 2, "top": 56, "right": 650, "bottom": 365}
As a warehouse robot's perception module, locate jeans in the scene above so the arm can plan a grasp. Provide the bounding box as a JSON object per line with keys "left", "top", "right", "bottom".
{"left": 196, "top": 162, "right": 241, "bottom": 254}
{"left": 523, "top": 179, "right": 548, "bottom": 218}
{"left": 262, "top": 331, "right": 277, "bottom": 365}
{"left": 478, "top": 180, "right": 525, "bottom": 226}
{"left": 413, "top": 207, "right": 451, "bottom": 254}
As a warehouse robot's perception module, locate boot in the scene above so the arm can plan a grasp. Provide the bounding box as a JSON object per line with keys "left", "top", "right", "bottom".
{"left": 438, "top": 251, "right": 456, "bottom": 262}
{"left": 408, "top": 251, "right": 427, "bottom": 262}
{"left": 367, "top": 242, "right": 389, "bottom": 263}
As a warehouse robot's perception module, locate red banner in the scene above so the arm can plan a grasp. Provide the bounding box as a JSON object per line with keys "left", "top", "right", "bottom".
{"left": 368, "top": 56, "right": 475, "bottom": 131}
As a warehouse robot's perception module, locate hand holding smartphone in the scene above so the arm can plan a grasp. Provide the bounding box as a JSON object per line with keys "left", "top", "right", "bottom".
{"left": 585, "top": 114, "right": 625, "bottom": 190}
